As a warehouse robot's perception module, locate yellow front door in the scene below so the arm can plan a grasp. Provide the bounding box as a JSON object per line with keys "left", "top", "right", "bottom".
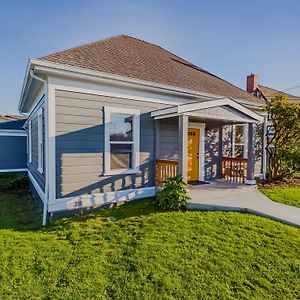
{"left": 188, "top": 128, "right": 200, "bottom": 181}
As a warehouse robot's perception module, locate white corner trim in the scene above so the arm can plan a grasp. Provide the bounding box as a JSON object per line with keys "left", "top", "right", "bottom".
{"left": 43, "top": 82, "right": 56, "bottom": 225}
{"left": 0, "top": 168, "right": 27, "bottom": 173}
{"left": 104, "top": 106, "right": 140, "bottom": 175}
{"left": 48, "top": 186, "right": 155, "bottom": 212}
{"left": 28, "top": 171, "right": 46, "bottom": 203}
{"left": 0, "top": 130, "right": 27, "bottom": 137}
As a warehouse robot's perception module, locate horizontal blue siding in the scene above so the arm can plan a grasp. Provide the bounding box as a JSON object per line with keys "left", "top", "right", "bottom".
{"left": 0, "top": 136, "right": 27, "bottom": 170}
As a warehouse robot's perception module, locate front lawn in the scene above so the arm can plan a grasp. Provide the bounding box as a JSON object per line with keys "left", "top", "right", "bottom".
{"left": 0, "top": 189, "right": 299, "bottom": 299}
{"left": 261, "top": 185, "right": 300, "bottom": 208}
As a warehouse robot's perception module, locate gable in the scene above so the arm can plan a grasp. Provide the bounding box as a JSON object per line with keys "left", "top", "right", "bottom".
{"left": 151, "top": 98, "right": 263, "bottom": 123}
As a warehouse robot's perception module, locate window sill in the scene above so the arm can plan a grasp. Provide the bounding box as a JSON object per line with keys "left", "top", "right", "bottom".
{"left": 103, "top": 169, "right": 141, "bottom": 176}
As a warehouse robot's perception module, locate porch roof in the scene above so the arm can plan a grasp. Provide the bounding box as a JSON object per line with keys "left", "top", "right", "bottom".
{"left": 151, "top": 98, "right": 263, "bottom": 124}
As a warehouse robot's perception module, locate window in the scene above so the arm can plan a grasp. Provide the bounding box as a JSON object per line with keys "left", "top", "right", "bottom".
{"left": 267, "top": 125, "right": 274, "bottom": 141}
{"left": 37, "top": 109, "right": 44, "bottom": 173}
{"left": 28, "top": 120, "right": 32, "bottom": 163}
{"left": 234, "top": 125, "right": 245, "bottom": 157}
{"left": 104, "top": 107, "right": 140, "bottom": 174}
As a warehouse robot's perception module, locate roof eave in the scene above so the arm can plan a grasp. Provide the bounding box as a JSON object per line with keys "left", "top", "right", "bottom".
{"left": 18, "top": 59, "right": 33, "bottom": 113}
{"left": 151, "top": 98, "right": 263, "bottom": 122}
{"left": 30, "top": 59, "right": 264, "bottom": 108}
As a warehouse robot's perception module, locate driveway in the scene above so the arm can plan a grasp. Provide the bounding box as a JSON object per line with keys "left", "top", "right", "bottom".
{"left": 187, "top": 180, "right": 300, "bottom": 228}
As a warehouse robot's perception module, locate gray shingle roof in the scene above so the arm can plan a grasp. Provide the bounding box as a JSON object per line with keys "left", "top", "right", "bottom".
{"left": 40, "top": 35, "right": 263, "bottom": 104}
{"left": 258, "top": 85, "right": 300, "bottom": 104}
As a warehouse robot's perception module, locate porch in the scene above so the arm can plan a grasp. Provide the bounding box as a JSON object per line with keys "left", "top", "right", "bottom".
{"left": 151, "top": 98, "right": 265, "bottom": 185}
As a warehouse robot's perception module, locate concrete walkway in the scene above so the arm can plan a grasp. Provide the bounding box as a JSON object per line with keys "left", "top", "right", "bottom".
{"left": 187, "top": 180, "right": 300, "bottom": 228}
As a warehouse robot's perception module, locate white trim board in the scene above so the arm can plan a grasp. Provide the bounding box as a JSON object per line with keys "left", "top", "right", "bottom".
{"left": 48, "top": 186, "right": 155, "bottom": 213}
{"left": 0, "top": 130, "right": 27, "bottom": 136}
{"left": 28, "top": 120, "right": 32, "bottom": 163}
{"left": 151, "top": 98, "right": 263, "bottom": 122}
{"left": 42, "top": 81, "right": 56, "bottom": 225}
{"left": 28, "top": 171, "right": 46, "bottom": 203}
{"left": 0, "top": 168, "right": 27, "bottom": 173}
{"left": 37, "top": 108, "right": 44, "bottom": 173}
{"left": 51, "top": 81, "right": 193, "bottom": 107}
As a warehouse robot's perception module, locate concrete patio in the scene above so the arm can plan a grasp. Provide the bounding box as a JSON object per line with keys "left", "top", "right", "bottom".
{"left": 187, "top": 180, "right": 300, "bottom": 228}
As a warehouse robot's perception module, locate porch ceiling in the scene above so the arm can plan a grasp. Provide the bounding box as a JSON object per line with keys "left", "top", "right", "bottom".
{"left": 151, "top": 98, "right": 263, "bottom": 124}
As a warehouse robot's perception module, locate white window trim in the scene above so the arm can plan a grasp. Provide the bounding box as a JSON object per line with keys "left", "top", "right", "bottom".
{"left": 104, "top": 106, "right": 140, "bottom": 175}
{"left": 37, "top": 109, "right": 44, "bottom": 173}
{"left": 233, "top": 124, "right": 247, "bottom": 158}
{"left": 28, "top": 120, "right": 32, "bottom": 163}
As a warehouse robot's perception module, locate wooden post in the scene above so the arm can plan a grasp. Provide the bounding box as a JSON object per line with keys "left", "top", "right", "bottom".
{"left": 178, "top": 115, "right": 188, "bottom": 182}
{"left": 246, "top": 123, "right": 256, "bottom": 184}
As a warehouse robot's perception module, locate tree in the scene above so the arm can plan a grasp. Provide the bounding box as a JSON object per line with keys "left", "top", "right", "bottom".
{"left": 266, "top": 95, "right": 300, "bottom": 179}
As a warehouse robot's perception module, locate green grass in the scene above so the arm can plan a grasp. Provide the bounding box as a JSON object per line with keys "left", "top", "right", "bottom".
{"left": 261, "top": 185, "right": 300, "bottom": 208}
{"left": 0, "top": 188, "right": 299, "bottom": 300}
{"left": 0, "top": 173, "right": 299, "bottom": 299}
{"left": 0, "top": 173, "right": 16, "bottom": 187}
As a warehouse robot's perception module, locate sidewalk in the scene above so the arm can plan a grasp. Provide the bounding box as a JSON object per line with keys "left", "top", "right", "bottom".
{"left": 187, "top": 181, "right": 300, "bottom": 228}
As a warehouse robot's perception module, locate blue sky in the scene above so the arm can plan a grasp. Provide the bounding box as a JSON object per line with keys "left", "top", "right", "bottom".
{"left": 1, "top": 0, "right": 300, "bottom": 114}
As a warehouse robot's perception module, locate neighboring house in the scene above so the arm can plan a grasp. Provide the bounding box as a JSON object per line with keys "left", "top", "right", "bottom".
{"left": 0, "top": 115, "right": 27, "bottom": 172}
{"left": 246, "top": 73, "right": 300, "bottom": 162}
{"left": 18, "top": 35, "right": 266, "bottom": 224}
{"left": 247, "top": 73, "right": 300, "bottom": 103}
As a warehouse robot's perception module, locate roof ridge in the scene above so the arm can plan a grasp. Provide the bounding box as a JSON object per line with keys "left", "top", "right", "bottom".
{"left": 39, "top": 34, "right": 225, "bottom": 82}
{"left": 40, "top": 34, "right": 128, "bottom": 59}
{"left": 38, "top": 34, "right": 263, "bottom": 104}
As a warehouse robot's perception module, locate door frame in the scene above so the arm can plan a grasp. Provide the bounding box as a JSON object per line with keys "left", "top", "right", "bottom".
{"left": 188, "top": 122, "right": 205, "bottom": 181}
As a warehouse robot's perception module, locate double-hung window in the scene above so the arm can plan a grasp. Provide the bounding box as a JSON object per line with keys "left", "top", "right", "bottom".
{"left": 234, "top": 125, "right": 245, "bottom": 158}
{"left": 37, "top": 109, "right": 44, "bottom": 173}
{"left": 104, "top": 107, "right": 140, "bottom": 175}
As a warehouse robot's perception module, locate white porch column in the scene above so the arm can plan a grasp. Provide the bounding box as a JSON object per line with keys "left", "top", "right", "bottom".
{"left": 243, "top": 124, "right": 248, "bottom": 159}
{"left": 218, "top": 126, "right": 223, "bottom": 178}
{"left": 246, "top": 123, "right": 256, "bottom": 184}
{"left": 231, "top": 125, "right": 236, "bottom": 157}
{"left": 262, "top": 114, "right": 268, "bottom": 179}
{"left": 155, "top": 119, "right": 160, "bottom": 159}
{"left": 178, "top": 115, "right": 188, "bottom": 182}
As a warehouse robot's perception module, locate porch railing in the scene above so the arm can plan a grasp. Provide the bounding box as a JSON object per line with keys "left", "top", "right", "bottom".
{"left": 156, "top": 159, "right": 178, "bottom": 186}
{"left": 222, "top": 156, "right": 248, "bottom": 183}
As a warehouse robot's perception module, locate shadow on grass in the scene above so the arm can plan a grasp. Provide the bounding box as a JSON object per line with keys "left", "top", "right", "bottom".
{"left": 0, "top": 190, "right": 42, "bottom": 232}
{"left": 45, "top": 198, "right": 162, "bottom": 232}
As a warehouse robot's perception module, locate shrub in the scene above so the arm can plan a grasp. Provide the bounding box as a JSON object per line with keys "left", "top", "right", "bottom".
{"left": 5, "top": 173, "right": 28, "bottom": 191}
{"left": 156, "top": 175, "right": 190, "bottom": 211}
